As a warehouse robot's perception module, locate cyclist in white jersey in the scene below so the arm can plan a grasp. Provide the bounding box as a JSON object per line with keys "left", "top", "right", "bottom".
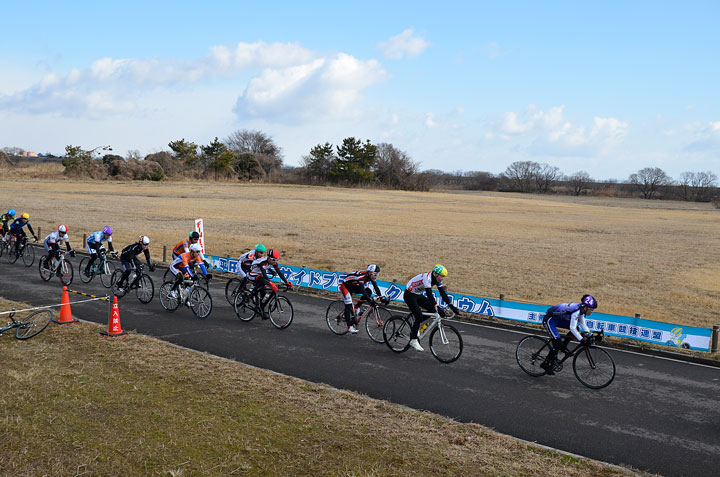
{"left": 42, "top": 225, "right": 75, "bottom": 269}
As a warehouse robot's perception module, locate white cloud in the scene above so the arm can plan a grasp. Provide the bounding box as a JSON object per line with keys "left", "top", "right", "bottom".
{"left": 682, "top": 121, "right": 720, "bottom": 152}
{"left": 424, "top": 112, "right": 438, "bottom": 128}
{"left": 378, "top": 28, "right": 430, "bottom": 59}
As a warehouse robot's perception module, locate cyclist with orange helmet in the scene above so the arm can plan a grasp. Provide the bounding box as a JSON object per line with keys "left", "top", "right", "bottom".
{"left": 9, "top": 212, "right": 38, "bottom": 256}
{"left": 404, "top": 264, "right": 460, "bottom": 351}
{"left": 540, "top": 295, "right": 598, "bottom": 375}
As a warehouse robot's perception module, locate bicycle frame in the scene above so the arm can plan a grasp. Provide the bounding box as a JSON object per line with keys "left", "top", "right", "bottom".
{"left": 416, "top": 309, "right": 456, "bottom": 344}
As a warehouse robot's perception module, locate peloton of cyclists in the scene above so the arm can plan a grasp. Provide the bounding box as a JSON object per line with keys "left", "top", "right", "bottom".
{"left": 8, "top": 212, "right": 38, "bottom": 256}
{"left": 41, "top": 225, "right": 76, "bottom": 270}
{"left": 1, "top": 208, "right": 15, "bottom": 241}
{"left": 339, "top": 264, "right": 386, "bottom": 334}
{"left": 115, "top": 235, "right": 156, "bottom": 292}
{"left": 540, "top": 294, "right": 598, "bottom": 375}
{"left": 84, "top": 226, "right": 115, "bottom": 276}
{"left": 247, "top": 249, "right": 293, "bottom": 318}
{"left": 404, "top": 264, "right": 460, "bottom": 351}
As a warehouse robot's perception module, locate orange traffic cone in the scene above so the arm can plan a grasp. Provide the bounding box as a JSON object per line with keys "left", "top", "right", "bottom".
{"left": 54, "top": 286, "right": 79, "bottom": 324}
{"left": 101, "top": 296, "right": 126, "bottom": 337}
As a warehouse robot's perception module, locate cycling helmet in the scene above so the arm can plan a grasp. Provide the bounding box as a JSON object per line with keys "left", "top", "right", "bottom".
{"left": 433, "top": 264, "right": 448, "bottom": 277}
{"left": 189, "top": 243, "right": 202, "bottom": 253}
{"left": 102, "top": 225, "right": 113, "bottom": 236}
{"left": 21, "top": 212, "right": 29, "bottom": 219}
{"left": 367, "top": 264, "right": 380, "bottom": 274}
{"left": 7, "top": 209, "right": 15, "bottom": 217}
{"left": 189, "top": 231, "right": 200, "bottom": 240}
{"left": 254, "top": 244, "right": 266, "bottom": 253}
{"left": 581, "top": 294, "right": 598, "bottom": 309}
{"left": 58, "top": 224, "right": 68, "bottom": 233}
{"left": 139, "top": 235, "right": 150, "bottom": 245}
{"left": 267, "top": 249, "right": 280, "bottom": 260}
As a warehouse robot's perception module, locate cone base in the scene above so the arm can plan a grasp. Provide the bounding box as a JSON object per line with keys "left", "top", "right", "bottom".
{"left": 53, "top": 317, "right": 80, "bottom": 325}
{"left": 100, "top": 330, "right": 127, "bottom": 337}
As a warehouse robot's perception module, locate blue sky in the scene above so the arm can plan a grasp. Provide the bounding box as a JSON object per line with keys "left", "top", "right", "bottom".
{"left": 1, "top": 1, "right": 719, "bottom": 179}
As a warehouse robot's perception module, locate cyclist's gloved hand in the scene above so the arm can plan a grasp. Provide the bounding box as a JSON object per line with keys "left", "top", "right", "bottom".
{"left": 269, "top": 282, "right": 279, "bottom": 293}
{"left": 380, "top": 296, "right": 390, "bottom": 305}
{"left": 581, "top": 331, "right": 592, "bottom": 342}
{"left": 33, "top": 236, "right": 38, "bottom": 242}
{"left": 149, "top": 263, "right": 156, "bottom": 272}
{"left": 450, "top": 305, "right": 460, "bottom": 315}
{"left": 205, "top": 273, "right": 213, "bottom": 280}
{"left": 69, "top": 249, "right": 76, "bottom": 257}
{"left": 285, "top": 281, "right": 293, "bottom": 289}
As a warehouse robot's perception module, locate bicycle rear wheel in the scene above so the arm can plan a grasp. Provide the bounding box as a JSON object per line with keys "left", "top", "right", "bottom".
{"left": 5, "top": 236, "right": 18, "bottom": 263}
{"left": 189, "top": 286, "right": 212, "bottom": 319}
{"left": 22, "top": 243, "right": 34, "bottom": 266}
{"left": 233, "top": 292, "right": 256, "bottom": 321}
{"left": 516, "top": 335, "right": 552, "bottom": 377}
{"left": 100, "top": 260, "right": 116, "bottom": 288}
{"left": 325, "top": 300, "right": 348, "bottom": 335}
{"left": 78, "top": 257, "right": 94, "bottom": 283}
{"left": 429, "top": 323, "right": 463, "bottom": 363}
{"left": 39, "top": 255, "right": 52, "bottom": 282}
{"left": 58, "top": 259, "right": 74, "bottom": 286}
{"left": 225, "top": 278, "right": 244, "bottom": 305}
{"left": 159, "top": 281, "right": 181, "bottom": 312}
{"left": 573, "top": 345, "right": 616, "bottom": 389}
{"left": 135, "top": 274, "right": 155, "bottom": 304}
{"left": 365, "top": 306, "right": 391, "bottom": 343}
{"left": 268, "top": 295, "right": 293, "bottom": 329}
{"left": 111, "top": 269, "right": 128, "bottom": 297}
{"left": 15, "top": 310, "right": 53, "bottom": 340}
{"left": 383, "top": 316, "right": 412, "bottom": 353}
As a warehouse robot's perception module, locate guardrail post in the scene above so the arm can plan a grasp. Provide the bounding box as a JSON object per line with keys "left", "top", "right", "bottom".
{"left": 712, "top": 325, "right": 719, "bottom": 353}
{"left": 83, "top": 233, "right": 86, "bottom": 245}
{"left": 37, "top": 226, "right": 41, "bottom": 238}
{"left": 499, "top": 293, "right": 505, "bottom": 300}
{"left": 635, "top": 313, "right": 641, "bottom": 319}
{"left": 163, "top": 245, "right": 167, "bottom": 263}
{"left": 106, "top": 296, "right": 112, "bottom": 326}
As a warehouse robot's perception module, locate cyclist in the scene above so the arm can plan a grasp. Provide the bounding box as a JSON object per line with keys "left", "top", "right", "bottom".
{"left": 235, "top": 244, "right": 266, "bottom": 290}
{"left": 339, "top": 264, "right": 386, "bottom": 334}
{"left": 247, "top": 249, "right": 292, "bottom": 318}
{"left": 172, "top": 231, "right": 200, "bottom": 259}
{"left": 41, "top": 225, "right": 75, "bottom": 270}
{"left": 115, "top": 235, "right": 155, "bottom": 291}
{"left": 1, "top": 208, "right": 15, "bottom": 241}
{"left": 168, "top": 243, "right": 210, "bottom": 292}
{"left": 404, "top": 264, "right": 460, "bottom": 351}
{"left": 540, "top": 294, "right": 598, "bottom": 375}
{"left": 9, "top": 212, "right": 38, "bottom": 256}
{"left": 84, "top": 226, "right": 115, "bottom": 276}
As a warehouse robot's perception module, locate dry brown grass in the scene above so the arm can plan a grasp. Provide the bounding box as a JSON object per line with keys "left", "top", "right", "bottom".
{"left": 0, "top": 299, "right": 633, "bottom": 476}
{"left": 3, "top": 178, "right": 719, "bottom": 328}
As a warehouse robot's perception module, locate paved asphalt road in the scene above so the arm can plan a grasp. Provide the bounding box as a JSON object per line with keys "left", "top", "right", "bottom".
{"left": 2, "top": 256, "right": 719, "bottom": 476}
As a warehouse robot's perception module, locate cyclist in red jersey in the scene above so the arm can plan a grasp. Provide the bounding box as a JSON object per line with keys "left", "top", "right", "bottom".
{"left": 339, "top": 264, "right": 386, "bottom": 333}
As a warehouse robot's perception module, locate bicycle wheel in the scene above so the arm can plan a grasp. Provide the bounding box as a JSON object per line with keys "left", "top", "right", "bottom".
{"left": 111, "top": 269, "right": 128, "bottom": 297}
{"left": 573, "top": 345, "right": 616, "bottom": 389}
{"left": 366, "top": 306, "right": 391, "bottom": 344}
{"left": 383, "top": 316, "right": 412, "bottom": 353}
{"left": 428, "top": 323, "right": 463, "bottom": 363}
{"left": 325, "top": 300, "right": 348, "bottom": 335}
{"left": 100, "top": 260, "right": 116, "bottom": 288}
{"left": 233, "top": 291, "right": 256, "bottom": 321}
{"left": 163, "top": 268, "right": 172, "bottom": 282}
{"left": 189, "top": 286, "right": 212, "bottom": 319}
{"left": 78, "top": 257, "right": 94, "bottom": 283}
{"left": 15, "top": 310, "right": 53, "bottom": 340}
{"left": 516, "top": 335, "right": 552, "bottom": 377}
{"left": 268, "top": 295, "right": 293, "bottom": 329}
{"left": 159, "top": 281, "right": 181, "bottom": 312}
{"left": 38, "top": 255, "right": 52, "bottom": 282}
{"left": 0, "top": 238, "right": 4, "bottom": 258}
{"left": 6, "top": 236, "right": 18, "bottom": 263}
{"left": 135, "top": 274, "right": 155, "bottom": 304}
{"left": 59, "top": 259, "right": 74, "bottom": 286}
{"left": 224, "top": 278, "right": 243, "bottom": 305}
{"left": 22, "top": 243, "right": 35, "bottom": 267}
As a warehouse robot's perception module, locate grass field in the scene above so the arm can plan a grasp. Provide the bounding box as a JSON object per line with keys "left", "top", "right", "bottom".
{"left": 2, "top": 178, "right": 719, "bottom": 328}
{"left": 0, "top": 298, "right": 633, "bottom": 476}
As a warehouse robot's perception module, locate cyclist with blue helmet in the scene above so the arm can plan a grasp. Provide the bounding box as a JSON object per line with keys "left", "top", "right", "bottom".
{"left": 84, "top": 226, "right": 115, "bottom": 276}
{"left": 1, "top": 208, "right": 16, "bottom": 240}
{"left": 540, "top": 294, "right": 598, "bottom": 375}
{"left": 404, "top": 264, "right": 460, "bottom": 351}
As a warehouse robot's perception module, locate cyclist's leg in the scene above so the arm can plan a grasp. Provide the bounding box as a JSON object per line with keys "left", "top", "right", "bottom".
{"left": 15, "top": 230, "right": 26, "bottom": 253}
{"left": 117, "top": 257, "right": 133, "bottom": 287}
{"left": 169, "top": 264, "right": 182, "bottom": 291}
{"left": 542, "top": 315, "right": 567, "bottom": 370}
{"left": 403, "top": 290, "right": 429, "bottom": 339}
{"left": 85, "top": 243, "right": 100, "bottom": 273}
{"left": 339, "top": 283, "right": 357, "bottom": 326}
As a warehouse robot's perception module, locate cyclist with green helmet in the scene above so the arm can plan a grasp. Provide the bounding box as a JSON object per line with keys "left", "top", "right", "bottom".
{"left": 404, "top": 264, "right": 460, "bottom": 351}
{"left": 235, "top": 244, "right": 266, "bottom": 290}
{"left": 172, "top": 231, "right": 201, "bottom": 259}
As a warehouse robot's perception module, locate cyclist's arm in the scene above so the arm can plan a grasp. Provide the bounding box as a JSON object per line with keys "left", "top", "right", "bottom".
{"left": 194, "top": 256, "right": 208, "bottom": 276}
{"left": 568, "top": 310, "right": 589, "bottom": 341}
{"left": 27, "top": 223, "right": 36, "bottom": 238}
{"left": 437, "top": 286, "right": 459, "bottom": 314}
{"left": 143, "top": 247, "right": 152, "bottom": 266}
{"left": 370, "top": 278, "right": 382, "bottom": 297}
{"left": 423, "top": 287, "right": 437, "bottom": 308}
{"left": 273, "top": 264, "right": 290, "bottom": 285}
{"left": 65, "top": 239, "right": 72, "bottom": 251}
{"left": 107, "top": 237, "right": 114, "bottom": 252}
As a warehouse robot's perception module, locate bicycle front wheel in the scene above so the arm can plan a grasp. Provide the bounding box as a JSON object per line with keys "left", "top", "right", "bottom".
{"left": 325, "top": 300, "right": 348, "bottom": 335}
{"left": 365, "top": 306, "right": 391, "bottom": 344}
{"left": 429, "top": 323, "right": 463, "bottom": 363}
{"left": 100, "top": 260, "right": 116, "bottom": 288}
{"left": 135, "top": 274, "right": 155, "bottom": 304}
{"left": 22, "top": 243, "right": 34, "bottom": 267}
{"left": 516, "top": 335, "right": 552, "bottom": 377}
{"left": 189, "top": 286, "right": 212, "bottom": 319}
{"left": 5, "top": 236, "right": 17, "bottom": 263}
{"left": 383, "top": 316, "right": 412, "bottom": 353}
{"left": 38, "top": 255, "right": 52, "bottom": 282}
{"left": 159, "top": 281, "right": 181, "bottom": 312}
{"left": 573, "top": 345, "right": 616, "bottom": 389}
{"left": 225, "top": 278, "right": 244, "bottom": 305}
{"left": 59, "top": 259, "right": 74, "bottom": 286}
{"left": 268, "top": 295, "right": 293, "bottom": 329}
{"left": 15, "top": 310, "right": 53, "bottom": 340}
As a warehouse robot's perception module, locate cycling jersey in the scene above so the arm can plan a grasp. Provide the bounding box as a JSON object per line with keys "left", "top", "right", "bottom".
{"left": 238, "top": 250, "right": 257, "bottom": 266}
{"left": 342, "top": 270, "right": 382, "bottom": 297}
{"left": 43, "top": 231, "right": 71, "bottom": 251}
{"left": 172, "top": 239, "right": 193, "bottom": 257}
{"left": 544, "top": 303, "right": 591, "bottom": 341}
{"left": 406, "top": 271, "right": 453, "bottom": 305}
{"left": 121, "top": 243, "right": 151, "bottom": 265}
{"left": 9, "top": 218, "right": 34, "bottom": 234}
{"left": 0, "top": 213, "right": 13, "bottom": 233}
{"left": 248, "top": 256, "right": 289, "bottom": 283}
{"left": 170, "top": 251, "right": 207, "bottom": 277}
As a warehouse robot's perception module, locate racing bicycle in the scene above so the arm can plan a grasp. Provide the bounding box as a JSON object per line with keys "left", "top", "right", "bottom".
{"left": 515, "top": 330, "right": 616, "bottom": 389}
{"left": 159, "top": 275, "right": 213, "bottom": 319}
{"left": 233, "top": 282, "right": 293, "bottom": 329}
{"left": 39, "top": 249, "right": 74, "bottom": 286}
{"left": 110, "top": 263, "right": 155, "bottom": 304}
{"left": 5, "top": 234, "right": 35, "bottom": 266}
{"left": 1, "top": 309, "right": 53, "bottom": 340}
{"left": 79, "top": 251, "right": 117, "bottom": 288}
{"left": 383, "top": 309, "right": 463, "bottom": 363}
{"left": 325, "top": 296, "right": 392, "bottom": 343}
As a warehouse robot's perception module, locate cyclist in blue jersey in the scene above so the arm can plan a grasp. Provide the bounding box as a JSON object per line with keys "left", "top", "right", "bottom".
{"left": 84, "top": 226, "right": 115, "bottom": 276}
{"left": 541, "top": 294, "right": 598, "bottom": 375}
{"left": 9, "top": 212, "right": 38, "bottom": 256}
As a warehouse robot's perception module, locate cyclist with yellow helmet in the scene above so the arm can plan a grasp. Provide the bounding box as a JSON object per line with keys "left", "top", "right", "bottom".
{"left": 404, "top": 264, "right": 460, "bottom": 351}
{"left": 8, "top": 212, "right": 38, "bottom": 256}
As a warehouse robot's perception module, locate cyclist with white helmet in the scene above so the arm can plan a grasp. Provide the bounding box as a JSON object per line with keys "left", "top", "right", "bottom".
{"left": 169, "top": 243, "right": 210, "bottom": 291}
{"left": 0, "top": 208, "right": 15, "bottom": 240}
{"left": 339, "top": 264, "right": 386, "bottom": 334}
{"left": 9, "top": 212, "right": 38, "bottom": 256}
{"left": 84, "top": 226, "right": 115, "bottom": 276}
{"left": 404, "top": 264, "right": 460, "bottom": 351}
{"left": 41, "top": 225, "right": 75, "bottom": 270}
{"left": 540, "top": 294, "right": 598, "bottom": 375}
{"left": 247, "top": 249, "right": 292, "bottom": 318}
{"left": 115, "top": 235, "right": 155, "bottom": 290}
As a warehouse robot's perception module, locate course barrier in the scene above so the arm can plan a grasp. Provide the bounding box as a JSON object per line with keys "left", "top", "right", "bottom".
{"left": 205, "top": 254, "right": 714, "bottom": 352}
